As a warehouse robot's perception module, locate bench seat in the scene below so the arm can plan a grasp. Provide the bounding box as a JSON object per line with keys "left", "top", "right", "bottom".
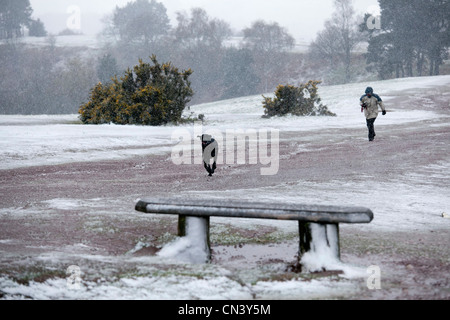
{"left": 135, "top": 198, "right": 374, "bottom": 266}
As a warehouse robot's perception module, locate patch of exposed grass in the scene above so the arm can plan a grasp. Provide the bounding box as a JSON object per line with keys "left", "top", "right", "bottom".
{"left": 210, "top": 223, "right": 297, "bottom": 246}
{"left": 1, "top": 265, "right": 67, "bottom": 286}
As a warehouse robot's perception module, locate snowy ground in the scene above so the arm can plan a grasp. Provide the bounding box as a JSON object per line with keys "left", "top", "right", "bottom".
{"left": 1, "top": 35, "right": 105, "bottom": 50}
{"left": 1, "top": 76, "right": 447, "bottom": 170}
{"left": 0, "top": 75, "right": 449, "bottom": 300}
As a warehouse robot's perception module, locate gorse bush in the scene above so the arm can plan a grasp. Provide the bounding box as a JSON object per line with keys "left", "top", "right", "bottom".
{"left": 79, "top": 55, "right": 193, "bottom": 125}
{"left": 262, "top": 81, "right": 336, "bottom": 117}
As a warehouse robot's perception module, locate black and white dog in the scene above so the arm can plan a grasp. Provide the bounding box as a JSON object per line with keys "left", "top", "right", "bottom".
{"left": 199, "top": 134, "right": 218, "bottom": 176}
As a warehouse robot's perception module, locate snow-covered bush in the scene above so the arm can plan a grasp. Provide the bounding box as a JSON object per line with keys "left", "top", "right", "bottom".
{"left": 262, "top": 81, "right": 336, "bottom": 117}
{"left": 79, "top": 55, "right": 193, "bottom": 125}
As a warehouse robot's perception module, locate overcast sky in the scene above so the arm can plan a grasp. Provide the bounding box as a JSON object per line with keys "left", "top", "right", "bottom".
{"left": 29, "top": 0, "right": 380, "bottom": 42}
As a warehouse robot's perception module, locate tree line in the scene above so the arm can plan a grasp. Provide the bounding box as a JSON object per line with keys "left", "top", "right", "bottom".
{"left": 0, "top": 0, "right": 47, "bottom": 38}
{"left": 0, "top": 0, "right": 448, "bottom": 115}
{"left": 101, "top": 0, "right": 297, "bottom": 105}
{"left": 363, "top": 0, "right": 450, "bottom": 79}
{"left": 309, "top": 0, "right": 449, "bottom": 82}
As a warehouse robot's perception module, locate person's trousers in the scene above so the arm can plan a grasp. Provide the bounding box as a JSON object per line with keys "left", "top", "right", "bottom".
{"left": 366, "top": 118, "right": 376, "bottom": 141}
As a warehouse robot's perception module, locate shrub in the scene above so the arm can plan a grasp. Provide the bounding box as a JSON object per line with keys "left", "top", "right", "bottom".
{"left": 79, "top": 55, "right": 193, "bottom": 125}
{"left": 262, "top": 81, "right": 336, "bottom": 117}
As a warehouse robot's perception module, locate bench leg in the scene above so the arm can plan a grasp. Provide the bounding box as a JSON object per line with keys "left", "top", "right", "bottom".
{"left": 178, "top": 215, "right": 187, "bottom": 237}
{"left": 298, "top": 222, "right": 340, "bottom": 263}
{"left": 178, "top": 215, "right": 211, "bottom": 263}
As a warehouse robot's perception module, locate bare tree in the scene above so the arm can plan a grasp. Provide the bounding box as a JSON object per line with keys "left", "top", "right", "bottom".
{"left": 174, "top": 8, "right": 232, "bottom": 50}
{"left": 243, "top": 20, "right": 295, "bottom": 53}
{"left": 172, "top": 8, "right": 232, "bottom": 103}
{"left": 310, "top": 0, "right": 361, "bottom": 83}
{"left": 112, "top": 0, "right": 170, "bottom": 46}
{"left": 243, "top": 20, "right": 295, "bottom": 92}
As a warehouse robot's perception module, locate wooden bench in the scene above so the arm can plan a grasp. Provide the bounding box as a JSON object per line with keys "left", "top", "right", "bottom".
{"left": 135, "top": 198, "right": 373, "bottom": 265}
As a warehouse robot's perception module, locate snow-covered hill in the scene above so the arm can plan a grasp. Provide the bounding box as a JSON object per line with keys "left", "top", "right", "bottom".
{"left": 0, "top": 75, "right": 449, "bottom": 300}
{"left": 1, "top": 75, "right": 449, "bottom": 170}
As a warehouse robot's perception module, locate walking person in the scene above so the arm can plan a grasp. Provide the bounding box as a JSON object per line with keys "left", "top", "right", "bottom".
{"left": 360, "top": 87, "right": 387, "bottom": 141}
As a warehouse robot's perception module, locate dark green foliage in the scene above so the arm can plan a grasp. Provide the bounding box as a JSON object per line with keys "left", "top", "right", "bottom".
{"left": 263, "top": 81, "right": 336, "bottom": 118}
{"left": 364, "top": 0, "right": 450, "bottom": 78}
{"left": 28, "top": 18, "right": 47, "bottom": 37}
{"left": 0, "top": 0, "right": 32, "bottom": 39}
{"left": 79, "top": 55, "right": 193, "bottom": 126}
{"left": 97, "top": 53, "right": 119, "bottom": 85}
{"left": 221, "top": 48, "right": 259, "bottom": 100}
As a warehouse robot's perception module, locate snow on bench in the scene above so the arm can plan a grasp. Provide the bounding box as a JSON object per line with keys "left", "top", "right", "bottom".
{"left": 135, "top": 198, "right": 373, "bottom": 267}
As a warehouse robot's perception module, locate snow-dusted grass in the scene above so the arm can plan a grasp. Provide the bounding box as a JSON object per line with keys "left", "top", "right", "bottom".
{"left": 189, "top": 167, "right": 450, "bottom": 234}
{"left": 2, "top": 35, "right": 104, "bottom": 49}
{"left": 0, "top": 120, "right": 174, "bottom": 170}
{"left": 1, "top": 75, "right": 449, "bottom": 300}
{"left": 1, "top": 75, "right": 449, "bottom": 171}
